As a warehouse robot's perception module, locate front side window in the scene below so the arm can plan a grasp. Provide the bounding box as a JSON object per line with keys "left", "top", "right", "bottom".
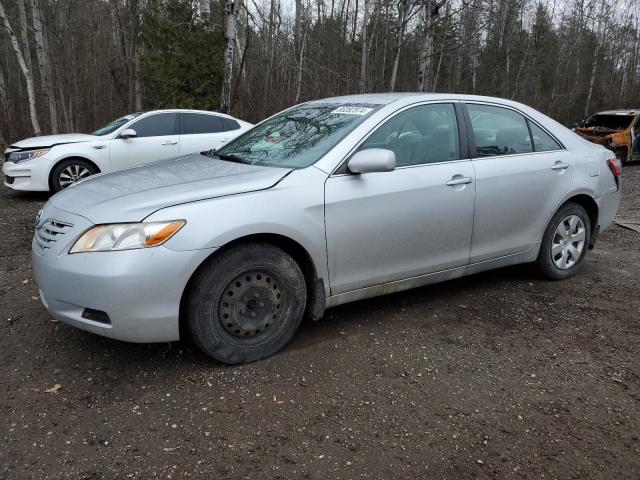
{"left": 360, "top": 103, "right": 460, "bottom": 166}
{"left": 181, "top": 113, "right": 224, "bottom": 135}
{"left": 467, "top": 104, "right": 533, "bottom": 157}
{"left": 214, "top": 103, "right": 380, "bottom": 168}
{"left": 129, "top": 113, "right": 177, "bottom": 138}
{"left": 92, "top": 113, "right": 141, "bottom": 136}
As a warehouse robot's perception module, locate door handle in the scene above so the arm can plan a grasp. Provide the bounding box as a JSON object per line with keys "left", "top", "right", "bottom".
{"left": 551, "top": 162, "right": 569, "bottom": 171}
{"left": 446, "top": 176, "right": 473, "bottom": 186}
{"left": 161, "top": 140, "right": 178, "bottom": 145}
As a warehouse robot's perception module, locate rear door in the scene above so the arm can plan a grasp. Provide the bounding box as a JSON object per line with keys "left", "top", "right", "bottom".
{"left": 109, "top": 112, "right": 179, "bottom": 170}
{"left": 179, "top": 112, "right": 233, "bottom": 154}
{"left": 324, "top": 103, "right": 476, "bottom": 295}
{"left": 464, "top": 103, "right": 575, "bottom": 263}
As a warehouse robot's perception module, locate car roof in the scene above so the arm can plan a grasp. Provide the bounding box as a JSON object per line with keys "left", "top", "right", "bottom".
{"left": 305, "top": 92, "right": 541, "bottom": 108}
{"left": 144, "top": 108, "right": 241, "bottom": 120}
{"left": 592, "top": 109, "right": 640, "bottom": 116}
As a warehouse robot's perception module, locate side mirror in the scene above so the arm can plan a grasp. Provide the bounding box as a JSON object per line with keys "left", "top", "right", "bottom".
{"left": 347, "top": 148, "right": 396, "bottom": 174}
{"left": 120, "top": 128, "right": 137, "bottom": 139}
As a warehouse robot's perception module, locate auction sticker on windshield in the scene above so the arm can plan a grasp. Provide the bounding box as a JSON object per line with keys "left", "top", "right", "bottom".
{"left": 331, "top": 106, "right": 374, "bottom": 115}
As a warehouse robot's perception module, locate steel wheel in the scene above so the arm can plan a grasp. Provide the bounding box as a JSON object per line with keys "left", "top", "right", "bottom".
{"left": 551, "top": 214, "right": 586, "bottom": 270}
{"left": 58, "top": 164, "right": 92, "bottom": 188}
{"left": 218, "top": 269, "right": 284, "bottom": 339}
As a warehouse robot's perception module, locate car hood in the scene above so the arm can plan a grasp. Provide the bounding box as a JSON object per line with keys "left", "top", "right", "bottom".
{"left": 49, "top": 153, "right": 292, "bottom": 223}
{"left": 8, "top": 133, "right": 100, "bottom": 150}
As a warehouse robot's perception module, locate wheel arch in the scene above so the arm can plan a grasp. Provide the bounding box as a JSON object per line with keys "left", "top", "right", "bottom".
{"left": 179, "top": 233, "right": 326, "bottom": 341}
{"left": 562, "top": 194, "right": 599, "bottom": 234}
{"left": 48, "top": 156, "right": 101, "bottom": 190}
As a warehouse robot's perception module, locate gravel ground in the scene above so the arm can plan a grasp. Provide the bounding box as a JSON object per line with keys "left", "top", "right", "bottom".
{"left": 1, "top": 166, "right": 639, "bottom": 480}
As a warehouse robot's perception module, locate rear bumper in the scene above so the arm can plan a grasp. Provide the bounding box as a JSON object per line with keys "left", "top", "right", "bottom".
{"left": 597, "top": 186, "right": 622, "bottom": 231}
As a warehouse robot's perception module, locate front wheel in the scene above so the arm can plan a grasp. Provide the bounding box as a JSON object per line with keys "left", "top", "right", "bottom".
{"left": 187, "top": 243, "right": 307, "bottom": 364}
{"left": 536, "top": 202, "right": 591, "bottom": 280}
{"left": 50, "top": 159, "right": 98, "bottom": 192}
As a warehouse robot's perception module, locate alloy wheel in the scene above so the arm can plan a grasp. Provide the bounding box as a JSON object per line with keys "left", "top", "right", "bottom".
{"left": 58, "top": 164, "right": 92, "bottom": 188}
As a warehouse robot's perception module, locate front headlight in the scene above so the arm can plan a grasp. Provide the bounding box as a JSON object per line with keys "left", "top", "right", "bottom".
{"left": 8, "top": 149, "right": 50, "bottom": 163}
{"left": 70, "top": 220, "right": 185, "bottom": 253}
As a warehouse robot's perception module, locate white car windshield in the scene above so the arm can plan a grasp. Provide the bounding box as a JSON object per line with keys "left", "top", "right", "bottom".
{"left": 213, "top": 103, "right": 380, "bottom": 168}
{"left": 92, "top": 113, "right": 142, "bottom": 136}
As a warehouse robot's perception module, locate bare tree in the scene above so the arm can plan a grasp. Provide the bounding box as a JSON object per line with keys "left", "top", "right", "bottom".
{"left": 0, "top": 0, "right": 40, "bottom": 135}
{"left": 221, "top": 0, "right": 239, "bottom": 113}
{"left": 32, "top": 0, "right": 58, "bottom": 132}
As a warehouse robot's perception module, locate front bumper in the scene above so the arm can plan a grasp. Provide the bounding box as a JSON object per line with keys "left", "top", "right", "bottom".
{"left": 32, "top": 206, "right": 216, "bottom": 343}
{"left": 3, "top": 158, "right": 52, "bottom": 191}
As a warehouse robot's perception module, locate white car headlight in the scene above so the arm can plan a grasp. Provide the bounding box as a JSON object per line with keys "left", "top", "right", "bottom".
{"left": 70, "top": 221, "right": 185, "bottom": 253}
{"left": 8, "top": 149, "right": 50, "bottom": 163}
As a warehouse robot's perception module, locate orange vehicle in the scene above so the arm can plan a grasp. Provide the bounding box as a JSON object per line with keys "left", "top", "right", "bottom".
{"left": 574, "top": 110, "right": 640, "bottom": 164}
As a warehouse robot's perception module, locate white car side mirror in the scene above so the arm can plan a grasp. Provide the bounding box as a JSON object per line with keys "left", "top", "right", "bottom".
{"left": 348, "top": 148, "right": 396, "bottom": 174}
{"left": 120, "top": 129, "right": 137, "bottom": 139}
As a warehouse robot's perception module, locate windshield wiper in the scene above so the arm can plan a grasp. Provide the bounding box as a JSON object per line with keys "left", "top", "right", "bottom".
{"left": 214, "top": 153, "right": 251, "bottom": 164}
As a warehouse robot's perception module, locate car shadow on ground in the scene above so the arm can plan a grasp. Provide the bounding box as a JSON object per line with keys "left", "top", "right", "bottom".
{"left": 53, "top": 263, "right": 540, "bottom": 372}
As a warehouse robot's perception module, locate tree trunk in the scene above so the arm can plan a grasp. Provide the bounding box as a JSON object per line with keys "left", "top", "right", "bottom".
{"left": 17, "top": 0, "right": 32, "bottom": 74}
{"left": 295, "top": 28, "right": 307, "bottom": 102}
{"left": 32, "top": 0, "right": 58, "bottom": 133}
{"left": 389, "top": 0, "right": 407, "bottom": 91}
{"left": 199, "top": 0, "right": 211, "bottom": 19}
{"left": 584, "top": 0, "right": 607, "bottom": 117}
{"left": 358, "top": 0, "right": 369, "bottom": 93}
{"left": 221, "top": 0, "right": 238, "bottom": 113}
{"left": 0, "top": 0, "right": 41, "bottom": 135}
{"left": 417, "top": 0, "right": 435, "bottom": 92}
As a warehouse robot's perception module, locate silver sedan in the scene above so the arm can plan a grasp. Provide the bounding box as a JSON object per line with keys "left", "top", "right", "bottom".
{"left": 32, "top": 94, "right": 622, "bottom": 364}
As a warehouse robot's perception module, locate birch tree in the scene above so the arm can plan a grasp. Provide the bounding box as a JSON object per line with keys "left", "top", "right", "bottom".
{"left": 0, "top": 0, "right": 40, "bottom": 135}
{"left": 32, "top": 0, "right": 58, "bottom": 132}
{"left": 221, "top": 0, "right": 238, "bottom": 113}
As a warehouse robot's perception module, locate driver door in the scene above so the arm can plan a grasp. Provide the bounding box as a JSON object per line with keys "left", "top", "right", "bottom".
{"left": 109, "top": 112, "right": 180, "bottom": 171}
{"left": 324, "top": 103, "right": 476, "bottom": 295}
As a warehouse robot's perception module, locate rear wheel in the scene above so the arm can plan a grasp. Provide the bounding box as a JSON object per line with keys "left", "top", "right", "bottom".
{"left": 50, "top": 159, "right": 98, "bottom": 192}
{"left": 536, "top": 202, "right": 591, "bottom": 280}
{"left": 187, "top": 243, "right": 307, "bottom": 364}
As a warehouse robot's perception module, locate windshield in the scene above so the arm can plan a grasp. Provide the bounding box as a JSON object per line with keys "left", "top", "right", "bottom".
{"left": 92, "top": 113, "right": 142, "bottom": 136}
{"left": 213, "top": 103, "right": 381, "bottom": 168}
{"left": 581, "top": 114, "right": 634, "bottom": 131}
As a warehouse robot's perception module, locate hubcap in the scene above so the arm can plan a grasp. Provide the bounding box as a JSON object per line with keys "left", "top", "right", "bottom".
{"left": 59, "top": 165, "right": 91, "bottom": 188}
{"left": 218, "top": 270, "right": 282, "bottom": 338}
{"left": 551, "top": 214, "right": 586, "bottom": 270}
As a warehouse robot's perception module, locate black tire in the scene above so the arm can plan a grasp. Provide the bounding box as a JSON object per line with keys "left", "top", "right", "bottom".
{"left": 536, "top": 202, "right": 591, "bottom": 280}
{"left": 50, "top": 158, "right": 98, "bottom": 192}
{"left": 187, "top": 243, "right": 307, "bottom": 364}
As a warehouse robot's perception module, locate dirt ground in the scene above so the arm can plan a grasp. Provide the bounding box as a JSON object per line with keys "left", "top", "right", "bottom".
{"left": 1, "top": 167, "right": 639, "bottom": 480}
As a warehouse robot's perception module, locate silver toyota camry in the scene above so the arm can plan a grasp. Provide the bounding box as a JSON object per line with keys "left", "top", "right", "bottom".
{"left": 32, "top": 94, "right": 622, "bottom": 364}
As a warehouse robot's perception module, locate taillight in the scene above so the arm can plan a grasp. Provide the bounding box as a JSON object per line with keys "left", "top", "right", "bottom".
{"left": 607, "top": 157, "right": 622, "bottom": 178}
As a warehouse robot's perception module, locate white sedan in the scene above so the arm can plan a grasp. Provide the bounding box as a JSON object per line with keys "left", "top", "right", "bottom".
{"left": 3, "top": 109, "right": 252, "bottom": 192}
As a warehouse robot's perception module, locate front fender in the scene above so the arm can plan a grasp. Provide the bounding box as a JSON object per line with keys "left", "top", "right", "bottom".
{"left": 144, "top": 167, "right": 329, "bottom": 284}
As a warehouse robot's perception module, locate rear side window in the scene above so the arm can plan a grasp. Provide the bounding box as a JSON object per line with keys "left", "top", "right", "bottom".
{"left": 222, "top": 118, "right": 240, "bottom": 131}
{"left": 360, "top": 103, "right": 460, "bottom": 166}
{"left": 528, "top": 121, "right": 562, "bottom": 152}
{"left": 181, "top": 113, "right": 224, "bottom": 134}
{"left": 129, "top": 113, "right": 177, "bottom": 138}
{"left": 467, "top": 104, "right": 533, "bottom": 157}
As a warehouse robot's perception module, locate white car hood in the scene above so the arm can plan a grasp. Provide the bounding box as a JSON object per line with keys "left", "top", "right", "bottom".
{"left": 49, "top": 153, "right": 292, "bottom": 224}
{"left": 8, "top": 133, "right": 100, "bottom": 150}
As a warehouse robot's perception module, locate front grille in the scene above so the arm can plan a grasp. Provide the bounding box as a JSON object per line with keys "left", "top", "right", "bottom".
{"left": 34, "top": 219, "right": 73, "bottom": 253}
